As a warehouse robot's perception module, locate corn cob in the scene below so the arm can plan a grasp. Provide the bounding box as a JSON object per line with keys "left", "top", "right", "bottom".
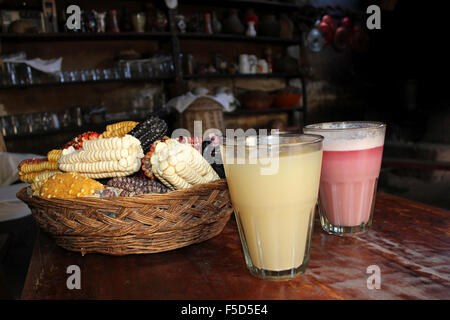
{"left": 63, "top": 131, "right": 100, "bottom": 150}
{"left": 177, "top": 136, "right": 203, "bottom": 153}
{"left": 58, "top": 134, "right": 144, "bottom": 179}
{"left": 18, "top": 158, "right": 61, "bottom": 183}
{"left": 19, "top": 171, "right": 48, "bottom": 184}
{"left": 141, "top": 139, "right": 168, "bottom": 180}
{"left": 40, "top": 172, "right": 104, "bottom": 199}
{"left": 106, "top": 176, "right": 170, "bottom": 196}
{"left": 129, "top": 116, "right": 168, "bottom": 152}
{"left": 150, "top": 138, "right": 220, "bottom": 190}
{"left": 18, "top": 158, "right": 46, "bottom": 174}
{"left": 47, "top": 149, "right": 62, "bottom": 162}
{"left": 101, "top": 121, "right": 138, "bottom": 138}
{"left": 31, "top": 170, "right": 60, "bottom": 196}
{"left": 19, "top": 160, "right": 58, "bottom": 173}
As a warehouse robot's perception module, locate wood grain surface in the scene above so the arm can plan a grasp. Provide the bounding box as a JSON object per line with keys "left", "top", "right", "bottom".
{"left": 21, "top": 193, "right": 450, "bottom": 300}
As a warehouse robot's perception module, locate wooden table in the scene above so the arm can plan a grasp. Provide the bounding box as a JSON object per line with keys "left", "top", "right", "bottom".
{"left": 21, "top": 193, "right": 450, "bottom": 300}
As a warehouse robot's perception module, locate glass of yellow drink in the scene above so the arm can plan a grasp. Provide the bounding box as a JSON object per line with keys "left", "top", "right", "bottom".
{"left": 221, "top": 133, "right": 323, "bottom": 280}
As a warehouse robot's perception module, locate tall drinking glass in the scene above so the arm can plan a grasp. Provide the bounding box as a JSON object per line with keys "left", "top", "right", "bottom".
{"left": 221, "top": 133, "right": 323, "bottom": 280}
{"left": 303, "top": 121, "right": 386, "bottom": 235}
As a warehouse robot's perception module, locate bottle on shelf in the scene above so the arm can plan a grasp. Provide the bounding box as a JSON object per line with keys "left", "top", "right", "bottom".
{"left": 264, "top": 47, "right": 273, "bottom": 73}
{"left": 107, "top": 10, "right": 120, "bottom": 33}
{"left": 204, "top": 13, "right": 213, "bottom": 34}
{"left": 246, "top": 21, "right": 257, "bottom": 37}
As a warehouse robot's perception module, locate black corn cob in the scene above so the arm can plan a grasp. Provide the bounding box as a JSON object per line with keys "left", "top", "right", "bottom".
{"left": 129, "top": 116, "right": 168, "bottom": 152}
{"left": 106, "top": 176, "right": 170, "bottom": 195}
{"left": 201, "top": 138, "right": 226, "bottom": 179}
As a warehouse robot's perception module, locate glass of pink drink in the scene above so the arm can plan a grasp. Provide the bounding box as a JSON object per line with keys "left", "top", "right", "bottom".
{"left": 303, "top": 121, "right": 386, "bottom": 235}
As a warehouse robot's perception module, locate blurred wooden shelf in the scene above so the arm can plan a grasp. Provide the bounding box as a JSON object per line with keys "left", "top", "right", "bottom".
{"left": 178, "top": 32, "right": 301, "bottom": 44}
{"left": 0, "top": 32, "right": 172, "bottom": 42}
{"left": 225, "top": 106, "right": 303, "bottom": 116}
{"left": 0, "top": 76, "right": 175, "bottom": 89}
{"left": 181, "top": 0, "right": 303, "bottom": 10}
{"left": 183, "top": 72, "right": 302, "bottom": 80}
{"left": 2, "top": 117, "right": 145, "bottom": 141}
{"left": 0, "top": 1, "right": 308, "bottom": 127}
{"left": 0, "top": 32, "right": 301, "bottom": 45}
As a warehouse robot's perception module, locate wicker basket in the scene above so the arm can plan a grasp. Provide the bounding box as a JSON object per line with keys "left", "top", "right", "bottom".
{"left": 178, "top": 97, "right": 225, "bottom": 135}
{"left": 17, "top": 179, "right": 233, "bottom": 256}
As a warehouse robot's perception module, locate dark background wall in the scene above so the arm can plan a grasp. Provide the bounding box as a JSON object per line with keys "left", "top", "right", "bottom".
{"left": 304, "top": 0, "right": 448, "bottom": 144}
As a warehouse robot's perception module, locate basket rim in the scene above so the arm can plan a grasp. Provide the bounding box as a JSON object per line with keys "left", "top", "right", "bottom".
{"left": 17, "top": 179, "right": 228, "bottom": 206}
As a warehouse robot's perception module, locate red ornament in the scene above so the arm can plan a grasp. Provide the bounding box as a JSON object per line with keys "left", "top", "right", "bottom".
{"left": 341, "top": 17, "right": 352, "bottom": 30}
{"left": 333, "top": 25, "right": 350, "bottom": 50}
{"left": 243, "top": 9, "right": 259, "bottom": 25}
{"left": 317, "top": 21, "right": 333, "bottom": 45}
{"left": 322, "top": 15, "right": 336, "bottom": 31}
{"left": 350, "top": 25, "right": 369, "bottom": 54}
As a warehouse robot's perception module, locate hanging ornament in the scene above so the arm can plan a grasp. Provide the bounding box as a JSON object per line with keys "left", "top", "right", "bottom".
{"left": 306, "top": 27, "right": 325, "bottom": 52}
{"left": 350, "top": 25, "right": 369, "bottom": 54}
{"left": 317, "top": 20, "right": 333, "bottom": 46}
{"left": 322, "top": 15, "right": 336, "bottom": 31}
{"left": 164, "top": 0, "right": 178, "bottom": 9}
{"left": 333, "top": 25, "right": 350, "bottom": 50}
{"left": 333, "top": 17, "right": 352, "bottom": 51}
{"left": 341, "top": 17, "right": 352, "bottom": 29}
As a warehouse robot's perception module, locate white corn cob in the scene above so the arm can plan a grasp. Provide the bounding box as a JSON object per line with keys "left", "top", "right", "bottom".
{"left": 58, "top": 135, "right": 144, "bottom": 178}
{"left": 151, "top": 139, "right": 219, "bottom": 190}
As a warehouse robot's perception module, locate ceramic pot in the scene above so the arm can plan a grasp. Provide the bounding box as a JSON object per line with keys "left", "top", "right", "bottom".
{"left": 279, "top": 14, "right": 293, "bottom": 39}
{"left": 240, "top": 91, "right": 275, "bottom": 110}
{"left": 239, "top": 54, "right": 250, "bottom": 74}
{"left": 223, "top": 9, "right": 244, "bottom": 34}
{"left": 274, "top": 94, "right": 302, "bottom": 109}
{"left": 246, "top": 21, "right": 257, "bottom": 37}
{"left": 259, "top": 15, "right": 280, "bottom": 37}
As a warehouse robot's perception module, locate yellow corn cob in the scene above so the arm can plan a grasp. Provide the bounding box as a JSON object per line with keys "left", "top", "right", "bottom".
{"left": 39, "top": 172, "right": 104, "bottom": 199}
{"left": 101, "top": 121, "right": 138, "bottom": 138}
{"left": 19, "top": 170, "right": 56, "bottom": 184}
{"left": 19, "top": 160, "right": 58, "bottom": 173}
{"left": 47, "top": 149, "right": 62, "bottom": 162}
{"left": 18, "top": 155, "right": 61, "bottom": 184}
{"left": 58, "top": 134, "right": 144, "bottom": 179}
{"left": 31, "top": 170, "right": 60, "bottom": 195}
{"left": 150, "top": 139, "right": 219, "bottom": 190}
{"left": 18, "top": 171, "right": 39, "bottom": 183}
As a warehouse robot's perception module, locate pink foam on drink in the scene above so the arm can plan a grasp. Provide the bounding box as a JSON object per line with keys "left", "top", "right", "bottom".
{"left": 304, "top": 122, "right": 386, "bottom": 228}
